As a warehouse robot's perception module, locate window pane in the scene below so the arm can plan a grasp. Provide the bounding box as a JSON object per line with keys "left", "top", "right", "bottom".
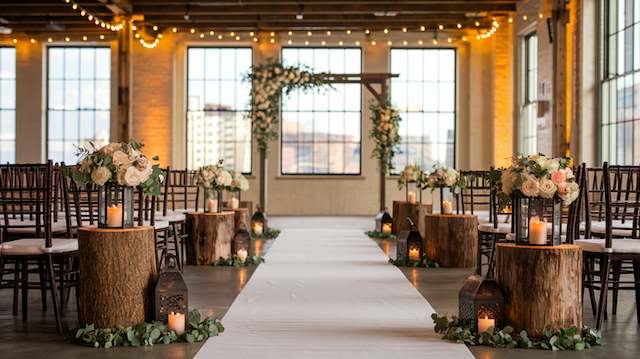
{"left": 281, "top": 47, "right": 362, "bottom": 175}
{"left": 520, "top": 33, "right": 538, "bottom": 155}
{"left": 0, "top": 48, "right": 16, "bottom": 163}
{"left": 390, "top": 48, "right": 456, "bottom": 174}
{"left": 47, "top": 47, "right": 111, "bottom": 163}
{"left": 186, "top": 47, "right": 253, "bottom": 173}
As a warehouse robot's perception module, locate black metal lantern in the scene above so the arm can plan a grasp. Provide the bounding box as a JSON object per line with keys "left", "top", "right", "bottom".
{"left": 458, "top": 274, "right": 505, "bottom": 333}
{"left": 155, "top": 253, "right": 188, "bottom": 322}
{"left": 232, "top": 229, "right": 252, "bottom": 257}
{"left": 251, "top": 206, "right": 267, "bottom": 236}
{"left": 374, "top": 208, "right": 393, "bottom": 234}
{"left": 396, "top": 218, "right": 423, "bottom": 262}
{"left": 512, "top": 192, "right": 562, "bottom": 246}
{"left": 98, "top": 182, "right": 134, "bottom": 228}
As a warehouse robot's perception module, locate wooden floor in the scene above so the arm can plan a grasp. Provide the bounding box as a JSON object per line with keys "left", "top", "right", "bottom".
{"left": 0, "top": 216, "right": 638, "bottom": 359}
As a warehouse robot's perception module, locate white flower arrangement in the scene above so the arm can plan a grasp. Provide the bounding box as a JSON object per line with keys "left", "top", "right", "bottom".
{"left": 369, "top": 101, "right": 401, "bottom": 171}
{"left": 424, "top": 165, "right": 465, "bottom": 194}
{"left": 499, "top": 154, "right": 579, "bottom": 206}
{"left": 196, "top": 160, "right": 233, "bottom": 193}
{"left": 246, "top": 60, "right": 328, "bottom": 153}
{"left": 69, "top": 142, "right": 163, "bottom": 195}
{"left": 229, "top": 171, "right": 250, "bottom": 192}
{"left": 397, "top": 164, "right": 424, "bottom": 189}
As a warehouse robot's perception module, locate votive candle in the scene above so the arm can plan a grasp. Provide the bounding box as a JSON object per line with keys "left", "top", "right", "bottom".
{"left": 477, "top": 316, "right": 495, "bottom": 333}
{"left": 168, "top": 312, "right": 186, "bottom": 335}
{"left": 106, "top": 204, "right": 123, "bottom": 227}
{"left": 529, "top": 216, "right": 547, "bottom": 245}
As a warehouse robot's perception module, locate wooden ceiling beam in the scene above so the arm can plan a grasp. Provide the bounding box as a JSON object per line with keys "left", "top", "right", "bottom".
{"left": 97, "top": 0, "right": 133, "bottom": 15}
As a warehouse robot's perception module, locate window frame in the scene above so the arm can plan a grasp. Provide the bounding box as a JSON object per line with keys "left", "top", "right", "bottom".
{"left": 185, "top": 46, "right": 254, "bottom": 174}
{"left": 518, "top": 32, "right": 538, "bottom": 156}
{"left": 45, "top": 45, "right": 112, "bottom": 163}
{"left": 279, "top": 46, "right": 363, "bottom": 176}
{"left": 0, "top": 45, "right": 16, "bottom": 163}
{"left": 388, "top": 47, "right": 458, "bottom": 175}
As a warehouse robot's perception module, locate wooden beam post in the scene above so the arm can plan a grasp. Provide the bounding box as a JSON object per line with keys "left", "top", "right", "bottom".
{"left": 259, "top": 149, "right": 267, "bottom": 213}
{"left": 117, "top": 18, "right": 132, "bottom": 141}
{"left": 551, "top": 0, "right": 570, "bottom": 157}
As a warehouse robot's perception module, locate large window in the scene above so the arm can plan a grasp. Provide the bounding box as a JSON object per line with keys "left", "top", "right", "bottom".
{"left": 519, "top": 33, "right": 538, "bottom": 155}
{"left": 187, "top": 47, "right": 252, "bottom": 173}
{"left": 281, "top": 47, "right": 361, "bottom": 175}
{"left": 47, "top": 47, "right": 111, "bottom": 163}
{"left": 390, "top": 48, "right": 456, "bottom": 173}
{"left": 601, "top": 0, "right": 640, "bottom": 164}
{"left": 0, "top": 47, "right": 15, "bottom": 163}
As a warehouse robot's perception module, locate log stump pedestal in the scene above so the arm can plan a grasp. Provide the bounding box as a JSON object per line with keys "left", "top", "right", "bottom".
{"left": 424, "top": 213, "right": 478, "bottom": 268}
{"left": 185, "top": 211, "right": 234, "bottom": 265}
{"left": 77, "top": 226, "right": 157, "bottom": 328}
{"left": 495, "top": 243, "right": 582, "bottom": 336}
{"left": 392, "top": 201, "right": 433, "bottom": 235}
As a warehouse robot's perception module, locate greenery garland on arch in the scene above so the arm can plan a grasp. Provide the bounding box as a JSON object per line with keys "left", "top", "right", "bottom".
{"left": 368, "top": 101, "right": 401, "bottom": 172}
{"left": 245, "top": 60, "right": 329, "bottom": 153}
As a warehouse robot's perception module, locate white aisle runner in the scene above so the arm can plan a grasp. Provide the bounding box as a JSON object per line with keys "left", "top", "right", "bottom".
{"left": 195, "top": 221, "right": 473, "bottom": 359}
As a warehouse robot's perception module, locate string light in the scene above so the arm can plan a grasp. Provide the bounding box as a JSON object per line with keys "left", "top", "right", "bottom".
{"left": 12, "top": 38, "right": 17, "bottom": 44}
{"left": 402, "top": 40, "right": 408, "bottom": 45}
{"left": 365, "top": 29, "right": 370, "bottom": 35}
{"left": 48, "top": 37, "right": 53, "bottom": 43}
{"left": 287, "top": 39, "right": 292, "bottom": 45}
{"left": 209, "top": 30, "right": 215, "bottom": 35}
{"left": 402, "top": 27, "right": 407, "bottom": 32}
{"left": 99, "top": 34, "right": 105, "bottom": 40}
{"left": 172, "top": 27, "right": 178, "bottom": 32}
{"left": 387, "top": 40, "right": 392, "bottom": 45}
{"left": 326, "top": 31, "right": 331, "bottom": 35}
{"left": 321, "top": 40, "right": 326, "bottom": 45}
{"left": 82, "top": 35, "right": 87, "bottom": 41}
{"left": 288, "top": 31, "right": 293, "bottom": 36}
{"left": 61, "top": 0, "right": 123, "bottom": 31}
{"left": 235, "top": 35, "right": 240, "bottom": 40}
{"left": 383, "top": 28, "right": 389, "bottom": 34}
{"left": 65, "top": 37, "right": 70, "bottom": 42}
{"left": 523, "top": 15, "right": 528, "bottom": 20}
{"left": 371, "top": 40, "right": 376, "bottom": 46}
{"left": 152, "top": 25, "right": 158, "bottom": 31}
{"left": 199, "top": 33, "right": 204, "bottom": 38}
{"left": 30, "top": 38, "right": 36, "bottom": 43}
{"left": 438, "top": 24, "right": 444, "bottom": 30}
{"left": 447, "top": 37, "right": 452, "bottom": 43}
{"left": 432, "top": 38, "right": 438, "bottom": 44}
{"left": 270, "top": 38, "right": 275, "bottom": 43}
{"left": 338, "top": 40, "right": 343, "bottom": 46}
{"left": 475, "top": 21, "right": 480, "bottom": 27}
{"left": 253, "top": 37, "right": 259, "bottom": 42}
{"left": 539, "top": 13, "right": 544, "bottom": 18}
{"left": 418, "top": 40, "right": 423, "bottom": 45}
{"left": 307, "top": 31, "right": 312, "bottom": 36}
{"left": 508, "top": 18, "right": 513, "bottom": 23}
{"left": 346, "top": 30, "right": 352, "bottom": 34}
{"left": 304, "top": 40, "right": 309, "bottom": 45}
{"left": 270, "top": 32, "right": 275, "bottom": 37}
{"left": 230, "top": 31, "right": 235, "bottom": 37}
{"left": 355, "top": 41, "right": 360, "bottom": 46}
{"left": 190, "top": 28, "right": 196, "bottom": 34}
{"left": 249, "top": 32, "right": 255, "bottom": 36}
{"left": 218, "top": 35, "right": 223, "bottom": 39}
{"left": 457, "top": 23, "right": 462, "bottom": 29}
{"left": 420, "top": 25, "right": 426, "bottom": 31}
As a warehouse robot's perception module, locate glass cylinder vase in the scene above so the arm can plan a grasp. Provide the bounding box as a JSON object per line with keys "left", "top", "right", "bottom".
{"left": 513, "top": 192, "right": 562, "bottom": 246}
{"left": 98, "top": 183, "right": 135, "bottom": 228}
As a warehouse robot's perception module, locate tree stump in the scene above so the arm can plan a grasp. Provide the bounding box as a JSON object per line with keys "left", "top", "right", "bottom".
{"left": 495, "top": 243, "right": 582, "bottom": 336}
{"left": 77, "top": 226, "right": 157, "bottom": 328}
{"left": 392, "top": 201, "right": 433, "bottom": 235}
{"left": 424, "top": 214, "right": 477, "bottom": 268}
{"left": 185, "top": 211, "right": 234, "bottom": 265}
{"left": 233, "top": 208, "right": 251, "bottom": 232}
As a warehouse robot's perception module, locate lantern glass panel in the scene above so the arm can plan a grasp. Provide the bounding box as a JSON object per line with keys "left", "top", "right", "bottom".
{"left": 155, "top": 254, "right": 188, "bottom": 322}
{"left": 233, "top": 229, "right": 251, "bottom": 256}
{"left": 98, "top": 183, "right": 134, "bottom": 228}
{"left": 513, "top": 193, "right": 562, "bottom": 246}
{"left": 251, "top": 209, "right": 266, "bottom": 236}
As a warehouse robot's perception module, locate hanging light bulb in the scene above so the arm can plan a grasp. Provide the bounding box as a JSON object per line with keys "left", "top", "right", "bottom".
{"left": 65, "top": 37, "right": 70, "bottom": 42}
{"left": 346, "top": 29, "right": 352, "bottom": 34}
{"left": 99, "top": 34, "right": 105, "bottom": 40}
{"left": 438, "top": 24, "right": 444, "bottom": 30}
{"left": 288, "top": 31, "right": 293, "bottom": 36}
{"left": 475, "top": 21, "right": 480, "bottom": 26}
{"left": 457, "top": 23, "right": 462, "bottom": 29}
{"left": 402, "top": 27, "right": 407, "bottom": 32}
{"left": 82, "top": 35, "right": 87, "bottom": 41}
{"left": 365, "top": 29, "right": 370, "bottom": 35}
{"left": 539, "top": 13, "right": 544, "bottom": 18}
{"left": 172, "top": 27, "right": 178, "bottom": 32}
{"left": 80, "top": 10, "right": 86, "bottom": 16}
{"left": 420, "top": 25, "right": 426, "bottom": 31}
{"left": 253, "top": 37, "right": 259, "bottom": 42}
{"left": 371, "top": 40, "right": 376, "bottom": 46}
{"left": 402, "top": 40, "right": 408, "bottom": 45}
{"left": 249, "top": 32, "right": 255, "bottom": 36}
{"left": 447, "top": 37, "right": 452, "bottom": 43}
{"left": 307, "top": 31, "right": 312, "bottom": 36}
{"left": 30, "top": 38, "right": 36, "bottom": 43}
{"left": 387, "top": 40, "right": 392, "bottom": 45}
{"left": 304, "top": 40, "right": 309, "bottom": 45}
{"left": 72, "top": 3, "right": 77, "bottom": 9}
{"left": 88, "top": 15, "right": 93, "bottom": 21}
{"left": 210, "top": 30, "right": 215, "bottom": 35}
{"left": 418, "top": 40, "right": 423, "bottom": 45}
{"left": 355, "top": 40, "right": 360, "bottom": 45}
{"left": 523, "top": 15, "right": 528, "bottom": 20}
{"left": 326, "top": 31, "right": 331, "bottom": 35}
{"left": 338, "top": 41, "right": 343, "bottom": 46}
{"left": 190, "top": 28, "right": 196, "bottom": 34}
{"left": 48, "top": 37, "right": 53, "bottom": 43}
{"left": 383, "top": 28, "right": 389, "bottom": 34}
{"left": 270, "top": 38, "right": 275, "bottom": 43}
{"left": 235, "top": 35, "right": 240, "bottom": 40}
{"left": 153, "top": 25, "right": 158, "bottom": 31}
{"left": 230, "top": 31, "right": 236, "bottom": 36}
{"left": 218, "top": 35, "right": 223, "bottom": 39}
{"left": 269, "top": 31, "right": 275, "bottom": 37}
{"left": 321, "top": 40, "right": 326, "bottom": 45}
{"left": 287, "top": 39, "right": 292, "bottom": 45}
{"left": 199, "top": 33, "right": 204, "bottom": 38}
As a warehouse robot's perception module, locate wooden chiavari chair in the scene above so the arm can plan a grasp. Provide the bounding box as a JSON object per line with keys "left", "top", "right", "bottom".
{"left": 0, "top": 161, "right": 78, "bottom": 333}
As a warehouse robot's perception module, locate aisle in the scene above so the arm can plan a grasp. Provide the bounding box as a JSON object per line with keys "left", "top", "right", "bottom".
{"left": 195, "top": 217, "right": 473, "bottom": 359}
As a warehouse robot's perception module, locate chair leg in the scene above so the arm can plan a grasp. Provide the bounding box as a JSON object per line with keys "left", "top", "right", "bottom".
{"left": 21, "top": 259, "right": 28, "bottom": 321}
{"left": 58, "top": 259, "right": 65, "bottom": 317}
{"left": 46, "top": 254, "right": 63, "bottom": 334}
{"left": 612, "top": 260, "right": 622, "bottom": 316}
{"left": 171, "top": 223, "right": 182, "bottom": 271}
{"left": 633, "top": 260, "right": 640, "bottom": 326}
{"left": 486, "top": 234, "right": 497, "bottom": 278}
{"left": 584, "top": 256, "right": 597, "bottom": 316}
{"left": 38, "top": 260, "right": 47, "bottom": 312}
{"left": 13, "top": 261, "right": 19, "bottom": 316}
{"left": 595, "top": 255, "right": 612, "bottom": 330}
{"left": 476, "top": 231, "right": 482, "bottom": 275}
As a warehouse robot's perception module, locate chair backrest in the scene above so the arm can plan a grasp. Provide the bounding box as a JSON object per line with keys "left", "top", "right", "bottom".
{"left": 459, "top": 170, "right": 493, "bottom": 215}
{"left": 566, "top": 163, "right": 586, "bottom": 243}
{"left": 61, "top": 171, "right": 100, "bottom": 230}
{"left": 162, "top": 169, "right": 200, "bottom": 213}
{"left": 602, "top": 163, "right": 640, "bottom": 246}
{"left": 0, "top": 162, "right": 55, "bottom": 245}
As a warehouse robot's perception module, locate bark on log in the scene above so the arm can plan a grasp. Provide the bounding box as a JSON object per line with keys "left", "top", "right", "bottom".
{"left": 185, "top": 211, "right": 234, "bottom": 265}
{"left": 392, "top": 201, "right": 433, "bottom": 235}
{"left": 424, "top": 214, "right": 478, "bottom": 268}
{"left": 495, "top": 243, "right": 582, "bottom": 336}
{"left": 78, "top": 226, "right": 157, "bottom": 328}
{"left": 233, "top": 208, "right": 251, "bottom": 232}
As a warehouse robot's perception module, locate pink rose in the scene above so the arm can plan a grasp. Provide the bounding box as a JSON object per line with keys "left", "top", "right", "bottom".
{"left": 551, "top": 170, "right": 566, "bottom": 185}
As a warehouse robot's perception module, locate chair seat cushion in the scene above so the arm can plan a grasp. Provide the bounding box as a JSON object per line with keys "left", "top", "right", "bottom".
{"left": 155, "top": 211, "right": 186, "bottom": 223}
{"left": 6, "top": 219, "right": 67, "bottom": 234}
{"left": 579, "top": 220, "right": 634, "bottom": 237}
{"left": 144, "top": 220, "right": 170, "bottom": 230}
{"left": 0, "top": 238, "right": 78, "bottom": 255}
{"left": 575, "top": 238, "right": 640, "bottom": 254}
{"left": 478, "top": 222, "right": 511, "bottom": 234}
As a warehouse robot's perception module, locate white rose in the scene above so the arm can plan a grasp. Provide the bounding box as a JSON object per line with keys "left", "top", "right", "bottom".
{"left": 91, "top": 166, "right": 112, "bottom": 186}
{"left": 521, "top": 176, "right": 540, "bottom": 197}
{"left": 538, "top": 179, "right": 557, "bottom": 199}
{"left": 124, "top": 166, "right": 144, "bottom": 187}
{"left": 562, "top": 182, "right": 580, "bottom": 205}
{"left": 112, "top": 150, "right": 130, "bottom": 166}
{"left": 216, "top": 170, "right": 232, "bottom": 187}
{"left": 542, "top": 158, "right": 560, "bottom": 173}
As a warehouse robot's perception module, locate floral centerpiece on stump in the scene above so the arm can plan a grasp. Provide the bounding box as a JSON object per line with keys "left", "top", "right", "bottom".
{"left": 397, "top": 164, "right": 424, "bottom": 203}
{"left": 498, "top": 154, "right": 579, "bottom": 245}
{"left": 424, "top": 165, "right": 465, "bottom": 214}
{"left": 195, "top": 160, "right": 232, "bottom": 213}
{"left": 226, "top": 171, "right": 250, "bottom": 209}
{"left": 69, "top": 142, "right": 163, "bottom": 228}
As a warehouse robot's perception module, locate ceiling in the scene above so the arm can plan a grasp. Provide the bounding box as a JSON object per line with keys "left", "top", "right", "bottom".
{"left": 0, "top": 0, "right": 517, "bottom": 35}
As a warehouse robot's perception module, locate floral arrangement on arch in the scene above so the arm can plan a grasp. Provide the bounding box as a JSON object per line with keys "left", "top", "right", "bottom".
{"left": 195, "top": 160, "right": 233, "bottom": 194}
{"left": 424, "top": 164, "right": 466, "bottom": 194}
{"left": 499, "top": 154, "right": 579, "bottom": 206}
{"left": 245, "top": 60, "right": 328, "bottom": 153}
{"left": 397, "top": 164, "right": 424, "bottom": 190}
{"left": 228, "top": 171, "right": 250, "bottom": 192}
{"left": 369, "top": 101, "right": 401, "bottom": 171}
{"left": 70, "top": 142, "right": 163, "bottom": 195}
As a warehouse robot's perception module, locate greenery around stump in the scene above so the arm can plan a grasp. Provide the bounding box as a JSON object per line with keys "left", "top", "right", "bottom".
{"left": 214, "top": 254, "right": 265, "bottom": 267}
{"left": 389, "top": 255, "right": 439, "bottom": 268}
{"left": 365, "top": 230, "right": 397, "bottom": 240}
{"left": 432, "top": 314, "right": 603, "bottom": 351}
{"left": 251, "top": 227, "right": 281, "bottom": 240}
{"left": 71, "top": 310, "right": 224, "bottom": 348}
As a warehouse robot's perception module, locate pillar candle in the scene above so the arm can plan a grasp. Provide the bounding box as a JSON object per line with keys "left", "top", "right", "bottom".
{"left": 442, "top": 200, "right": 453, "bottom": 214}
{"left": 230, "top": 197, "right": 239, "bottom": 210}
{"left": 477, "top": 316, "right": 495, "bottom": 333}
{"left": 106, "top": 204, "right": 123, "bottom": 227}
{"left": 168, "top": 312, "right": 186, "bottom": 336}
{"left": 207, "top": 198, "right": 218, "bottom": 213}
{"left": 407, "top": 191, "right": 416, "bottom": 204}
{"left": 382, "top": 223, "right": 392, "bottom": 235}
{"left": 237, "top": 249, "right": 248, "bottom": 263}
{"left": 529, "top": 216, "right": 547, "bottom": 245}
{"left": 253, "top": 222, "right": 263, "bottom": 236}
